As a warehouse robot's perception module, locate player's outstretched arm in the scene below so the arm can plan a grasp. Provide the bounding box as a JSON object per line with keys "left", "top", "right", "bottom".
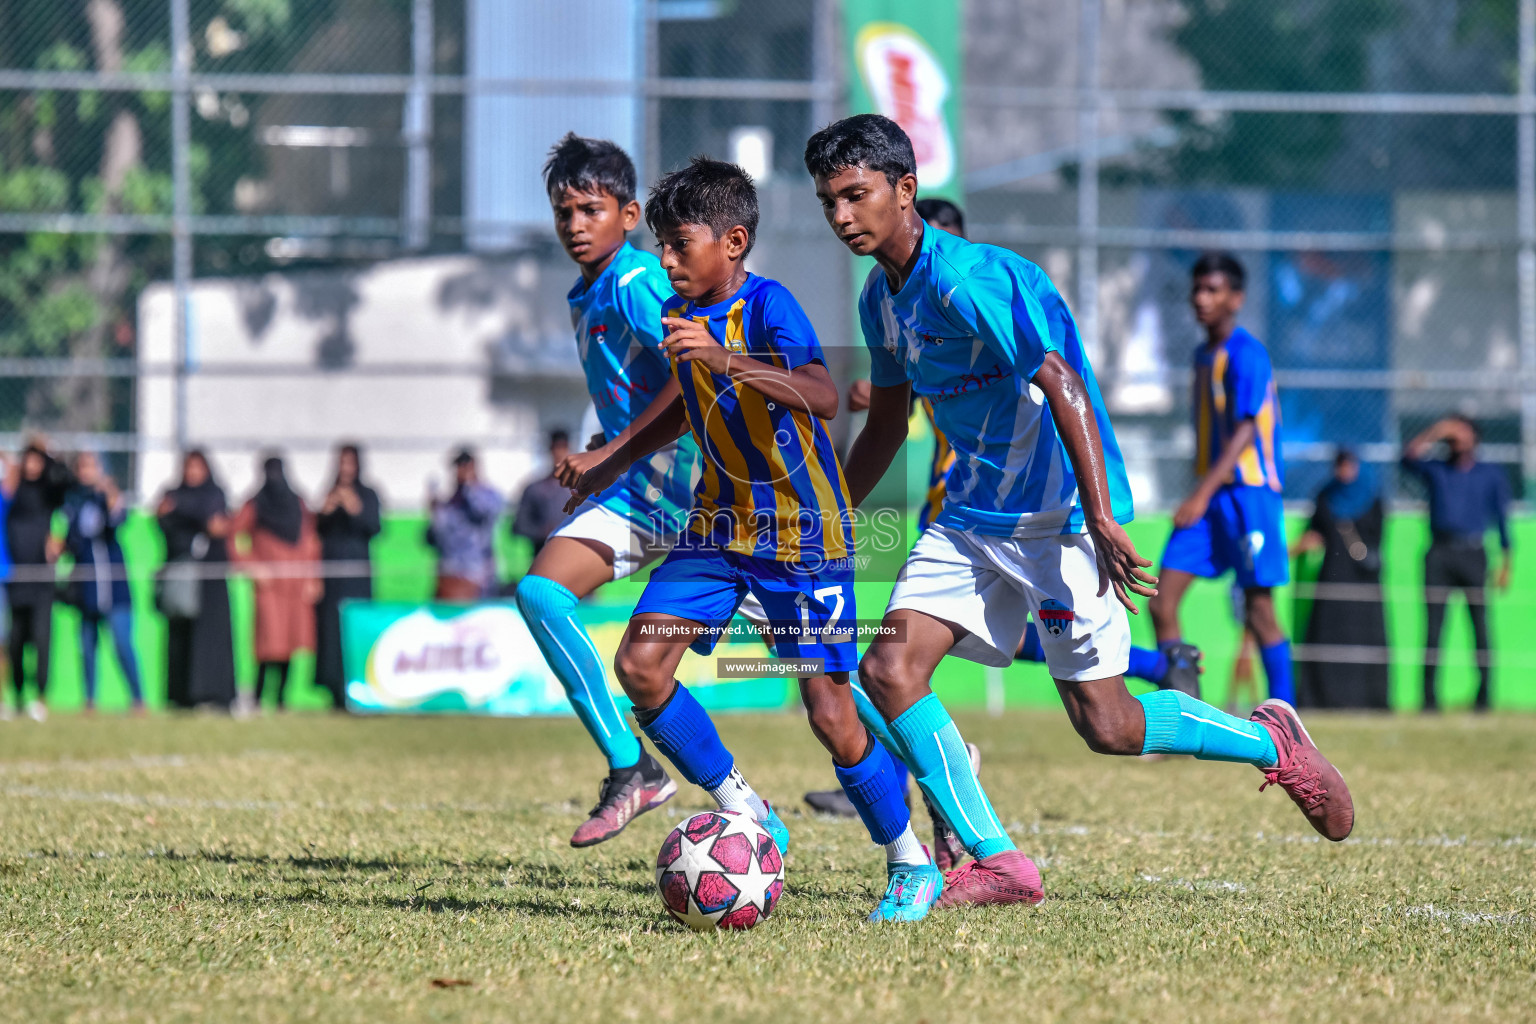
{"left": 1174, "top": 417, "right": 1257, "bottom": 529}
{"left": 660, "top": 316, "right": 839, "bottom": 419}
{"left": 1033, "top": 352, "right": 1157, "bottom": 611}
{"left": 563, "top": 394, "right": 689, "bottom": 515}
{"left": 556, "top": 376, "right": 684, "bottom": 489}
{"left": 842, "top": 381, "right": 912, "bottom": 508}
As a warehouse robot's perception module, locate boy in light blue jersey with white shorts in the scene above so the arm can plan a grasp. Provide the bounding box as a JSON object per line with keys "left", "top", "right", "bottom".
{"left": 807, "top": 114, "right": 1355, "bottom": 910}
{"left": 514, "top": 134, "right": 701, "bottom": 848}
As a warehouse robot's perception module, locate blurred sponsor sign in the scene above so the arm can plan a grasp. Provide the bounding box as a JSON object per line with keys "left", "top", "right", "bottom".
{"left": 342, "top": 600, "right": 792, "bottom": 716}
{"left": 845, "top": 1, "right": 962, "bottom": 198}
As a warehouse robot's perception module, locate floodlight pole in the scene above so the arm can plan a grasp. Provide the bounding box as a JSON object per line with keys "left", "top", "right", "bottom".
{"left": 170, "top": 0, "right": 191, "bottom": 454}
{"left": 1076, "top": 0, "right": 1101, "bottom": 365}
{"left": 1519, "top": 0, "right": 1536, "bottom": 489}
{"left": 402, "top": 0, "right": 433, "bottom": 250}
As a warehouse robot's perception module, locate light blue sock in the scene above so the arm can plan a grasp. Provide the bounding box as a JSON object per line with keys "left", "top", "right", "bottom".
{"left": 515, "top": 575, "right": 641, "bottom": 770}
{"left": 889, "top": 693, "right": 1015, "bottom": 859}
{"left": 1126, "top": 645, "right": 1166, "bottom": 684}
{"left": 849, "top": 676, "right": 909, "bottom": 793}
{"left": 1259, "top": 640, "right": 1296, "bottom": 704}
{"left": 1136, "top": 689, "right": 1278, "bottom": 766}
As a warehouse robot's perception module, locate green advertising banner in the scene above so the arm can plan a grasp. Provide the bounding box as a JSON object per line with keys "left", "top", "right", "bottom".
{"left": 844, "top": 0, "right": 964, "bottom": 199}
{"left": 341, "top": 600, "right": 796, "bottom": 716}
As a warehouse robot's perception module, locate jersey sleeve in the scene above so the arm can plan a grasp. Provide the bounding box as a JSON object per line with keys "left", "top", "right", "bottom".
{"left": 859, "top": 287, "right": 907, "bottom": 387}
{"left": 616, "top": 264, "right": 670, "bottom": 357}
{"left": 941, "top": 256, "right": 1058, "bottom": 380}
{"left": 759, "top": 282, "right": 823, "bottom": 370}
{"left": 1227, "top": 338, "right": 1274, "bottom": 421}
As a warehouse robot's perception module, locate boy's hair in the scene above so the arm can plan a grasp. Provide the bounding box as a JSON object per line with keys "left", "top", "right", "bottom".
{"left": 1451, "top": 413, "right": 1481, "bottom": 442}
{"left": 542, "top": 132, "right": 637, "bottom": 206}
{"left": 803, "top": 114, "right": 916, "bottom": 188}
{"left": 645, "top": 156, "right": 759, "bottom": 257}
{"left": 549, "top": 429, "right": 570, "bottom": 448}
{"left": 915, "top": 197, "right": 965, "bottom": 236}
{"left": 1191, "top": 251, "right": 1247, "bottom": 292}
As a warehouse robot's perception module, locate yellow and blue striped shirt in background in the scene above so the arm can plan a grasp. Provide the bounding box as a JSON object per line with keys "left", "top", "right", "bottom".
{"left": 917, "top": 397, "right": 955, "bottom": 531}
{"left": 1194, "top": 326, "right": 1284, "bottom": 492}
{"left": 665, "top": 274, "right": 854, "bottom": 562}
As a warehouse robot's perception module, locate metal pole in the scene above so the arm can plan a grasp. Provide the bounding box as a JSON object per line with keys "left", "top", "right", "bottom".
{"left": 170, "top": 0, "right": 191, "bottom": 454}
{"left": 1076, "top": 0, "right": 1101, "bottom": 364}
{"left": 1519, "top": 0, "right": 1536, "bottom": 489}
{"left": 402, "top": 0, "right": 433, "bottom": 250}
{"left": 641, "top": 0, "right": 660, "bottom": 190}
{"left": 811, "top": 0, "right": 838, "bottom": 132}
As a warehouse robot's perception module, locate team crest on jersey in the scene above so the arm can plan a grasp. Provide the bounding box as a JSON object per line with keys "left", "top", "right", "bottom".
{"left": 589, "top": 323, "right": 608, "bottom": 344}
{"left": 1038, "top": 599, "right": 1074, "bottom": 637}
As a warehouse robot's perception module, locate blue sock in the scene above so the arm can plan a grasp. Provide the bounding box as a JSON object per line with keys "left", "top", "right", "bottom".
{"left": 849, "top": 676, "right": 909, "bottom": 793}
{"left": 1136, "top": 689, "right": 1277, "bottom": 766}
{"left": 889, "top": 693, "right": 1014, "bottom": 859}
{"left": 1015, "top": 622, "right": 1046, "bottom": 663}
{"left": 638, "top": 682, "right": 735, "bottom": 789}
{"left": 1126, "top": 645, "right": 1166, "bottom": 684}
{"left": 1259, "top": 640, "right": 1295, "bottom": 704}
{"left": 515, "top": 576, "right": 640, "bottom": 770}
{"left": 834, "top": 738, "right": 911, "bottom": 845}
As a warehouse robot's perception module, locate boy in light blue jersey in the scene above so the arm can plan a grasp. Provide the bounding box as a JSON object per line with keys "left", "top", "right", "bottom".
{"left": 807, "top": 115, "right": 1355, "bottom": 909}
{"left": 513, "top": 134, "right": 702, "bottom": 849}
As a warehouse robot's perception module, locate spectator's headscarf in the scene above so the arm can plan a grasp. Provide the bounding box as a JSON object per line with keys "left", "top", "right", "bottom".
{"left": 167, "top": 449, "right": 228, "bottom": 526}
{"left": 1320, "top": 449, "right": 1377, "bottom": 521}
{"left": 253, "top": 456, "right": 303, "bottom": 544}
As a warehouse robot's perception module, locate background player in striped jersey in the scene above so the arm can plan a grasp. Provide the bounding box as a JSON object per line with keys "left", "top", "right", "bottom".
{"left": 1149, "top": 253, "right": 1295, "bottom": 706}
{"left": 512, "top": 134, "right": 700, "bottom": 848}
{"left": 567, "top": 157, "right": 945, "bottom": 922}
{"left": 807, "top": 115, "right": 1354, "bottom": 909}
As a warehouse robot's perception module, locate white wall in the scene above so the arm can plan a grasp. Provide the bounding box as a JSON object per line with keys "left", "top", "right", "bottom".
{"left": 136, "top": 251, "right": 590, "bottom": 511}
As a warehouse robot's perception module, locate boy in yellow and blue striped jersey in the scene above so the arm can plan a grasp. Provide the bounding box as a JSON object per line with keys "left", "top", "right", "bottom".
{"left": 1150, "top": 252, "right": 1295, "bottom": 705}
{"left": 566, "top": 157, "right": 943, "bottom": 924}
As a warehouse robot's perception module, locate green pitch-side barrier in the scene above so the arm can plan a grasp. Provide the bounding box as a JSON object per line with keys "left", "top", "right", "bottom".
{"left": 27, "top": 510, "right": 1535, "bottom": 714}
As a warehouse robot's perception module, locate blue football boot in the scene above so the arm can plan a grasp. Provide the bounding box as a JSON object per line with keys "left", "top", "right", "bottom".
{"left": 759, "top": 802, "right": 790, "bottom": 857}
{"left": 868, "top": 860, "right": 944, "bottom": 922}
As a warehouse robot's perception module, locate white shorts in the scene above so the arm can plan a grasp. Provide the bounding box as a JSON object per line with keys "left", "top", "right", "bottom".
{"left": 885, "top": 522, "right": 1131, "bottom": 682}
{"left": 549, "top": 500, "right": 669, "bottom": 582}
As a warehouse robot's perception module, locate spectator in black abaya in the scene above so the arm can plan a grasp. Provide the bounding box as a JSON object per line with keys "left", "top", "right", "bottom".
{"left": 314, "top": 444, "right": 382, "bottom": 710}
{"left": 1292, "top": 449, "right": 1388, "bottom": 709}
{"left": 1403, "top": 416, "right": 1512, "bottom": 711}
{"left": 156, "top": 450, "right": 237, "bottom": 710}
{"left": 6, "top": 442, "right": 72, "bottom": 721}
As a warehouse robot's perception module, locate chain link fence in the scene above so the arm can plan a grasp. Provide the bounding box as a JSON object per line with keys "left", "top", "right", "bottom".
{"left": 0, "top": 0, "right": 1531, "bottom": 509}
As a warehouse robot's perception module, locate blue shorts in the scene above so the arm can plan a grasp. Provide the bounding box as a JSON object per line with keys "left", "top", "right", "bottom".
{"left": 633, "top": 541, "right": 858, "bottom": 673}
{"left": 1161, "top": 485, "right": 1289, "bottom": 589}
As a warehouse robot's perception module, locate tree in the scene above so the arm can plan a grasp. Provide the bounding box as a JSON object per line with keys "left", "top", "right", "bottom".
{"left": 1151, "top": 0, "right": 1398, "bottom": 187}
{"left": 0, "top": 0, "right": 352, "bottom": 437}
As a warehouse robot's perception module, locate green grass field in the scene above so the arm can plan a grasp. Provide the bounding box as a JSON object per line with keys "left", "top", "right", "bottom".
{"left": 2, "top": 710, "right": 1533, "bottom": 1023}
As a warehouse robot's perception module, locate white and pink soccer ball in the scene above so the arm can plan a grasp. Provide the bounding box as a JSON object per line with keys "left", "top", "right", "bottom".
{"left": 655, "top": 810, "right": 785, "bottom": 932}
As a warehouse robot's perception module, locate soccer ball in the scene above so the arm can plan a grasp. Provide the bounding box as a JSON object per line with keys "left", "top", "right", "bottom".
{"left": 655, "top": 810, "right": 784, "bottom": 932}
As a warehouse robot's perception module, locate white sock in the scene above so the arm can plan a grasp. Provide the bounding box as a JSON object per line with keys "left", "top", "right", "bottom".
{"left": 708, "top": 766, "right": 769, "bottom": 819}
{"left": 884, "top": 824, "right": 929, "bottom": 867}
